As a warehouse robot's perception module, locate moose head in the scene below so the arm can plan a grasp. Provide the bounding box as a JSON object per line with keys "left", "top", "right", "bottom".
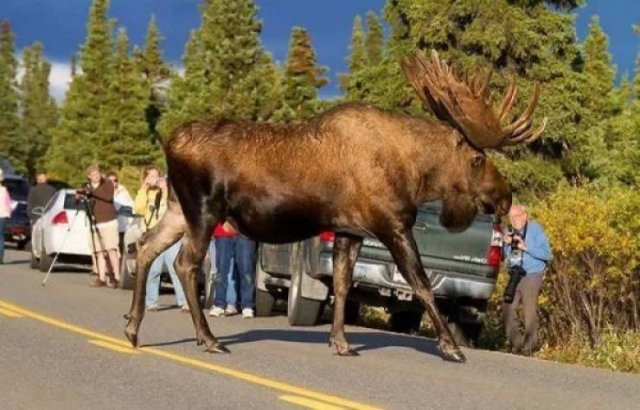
{"left": 401, "top": 50, "right": 547, "bottom": 231}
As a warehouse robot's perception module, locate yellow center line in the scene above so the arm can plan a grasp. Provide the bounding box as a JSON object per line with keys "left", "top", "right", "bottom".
{"left": 89, "top": 339, "right": 140, "bottom": 354}
{"left": 280, "top": 395, "right": 347, "bottom": 410}
{"left": 0, "top": 299, "right": 382, "bottom": 410}
{"left": 0, "top": 307, "right": 23, "bottom": 318}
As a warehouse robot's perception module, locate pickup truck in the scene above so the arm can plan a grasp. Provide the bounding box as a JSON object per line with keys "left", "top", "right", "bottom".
{"left": 255, "top": 201, "right": 503, "bottom": 345}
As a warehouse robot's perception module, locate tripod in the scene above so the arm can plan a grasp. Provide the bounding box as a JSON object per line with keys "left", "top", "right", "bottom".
{"left": 41, "top": 194, "right": 107, "bottom": 286}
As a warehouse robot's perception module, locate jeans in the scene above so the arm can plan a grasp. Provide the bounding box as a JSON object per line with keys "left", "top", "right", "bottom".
{"left": 214, "top": 236, "right": 257, "bottom": 310}
{"left": 146, "top": 240, "right": 186, "bottom": 308}
{"left": 0, "top": 217, "right": 5, "bottom": 261}
{"left": 209, "top": 240, "right": 237, "bottom": 306}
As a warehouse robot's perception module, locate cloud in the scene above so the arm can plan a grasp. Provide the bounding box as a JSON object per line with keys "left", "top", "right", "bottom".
{"left": 48, "top": 61, "right": 72, "bottom": 102}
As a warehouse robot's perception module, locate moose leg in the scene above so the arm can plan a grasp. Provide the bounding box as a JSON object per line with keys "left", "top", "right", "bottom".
{"left": 174, "top": 225, "right": 229, "bottom": 353}
{"left": 329, "top": 233, "right": 363, "bottom": 356}
{"left": 378, "top": 226, "right": 466, "bottom": 363}
{"left": 124, "top": 206, "right": 185, "bottom": 348}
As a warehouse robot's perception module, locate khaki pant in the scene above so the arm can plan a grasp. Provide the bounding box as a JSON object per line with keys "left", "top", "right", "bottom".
{"left": 503, "top": 273, "right": 544, "bottom": 354}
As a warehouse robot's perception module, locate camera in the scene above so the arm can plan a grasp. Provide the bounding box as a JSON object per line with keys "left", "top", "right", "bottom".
{"left": 505, "top": 226, "right": 523, "bottom": 248}
{"left": 75, "top": 183, "right": 92, "bottom": 199}
{"left": 504, "top": 265, "right": 526, "bottom": 304}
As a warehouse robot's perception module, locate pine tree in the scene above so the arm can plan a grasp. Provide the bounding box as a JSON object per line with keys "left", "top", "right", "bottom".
{"left": 161, "top": 0, "right": 283, "bottom": 134}
{"left": 47, "top": 0, "right": 115, "bottom": 184}
{"left": 99, "top": 28, "right": 155, "bottom": 171}
{"left": 281, "top": 26, "right": 328, "bottom": 120}
{"left": 339, "top": 15, "right": 366, "bottom": 96}
{"left": 158, "top": 29, "right": 210, "bottom": 135}
{"left": 0, "top": 20, "right": 20, "bottom": 168}
{"left": 252, "top": 51, "right": 285, "bottom": 122}
{"left": 19, "top": 43, "right": 57, "bottom": 180}
{"left": 583, "top": 17, "right": 617, "bottom": 122}
{"left": 365, "top": 11, "right": 384, "bottom": 65}
{"left": 137, "top": 16, "right": 171, "bottom": 144}
{"left": 201, "top": 0, "right": 263, "bottom": 120}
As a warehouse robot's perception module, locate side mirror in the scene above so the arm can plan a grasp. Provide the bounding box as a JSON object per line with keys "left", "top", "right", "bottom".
{"left": 32, "top": 206, "right": 44, "bottom": 216}
{"left": 117, "top": 205, "right": 133, "bottom": 217}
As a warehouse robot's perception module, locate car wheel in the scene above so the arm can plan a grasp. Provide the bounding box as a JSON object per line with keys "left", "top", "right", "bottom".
{"left": 287, "top": 251, "right": 323, "bottom": 326}
{"left": 389, "top": 310, "right": 423, "bottom": 334}
{"left": 30, "top": 243, "right": 38, "bottom": 269}
{"left": 17, "top": 240, "right": 28, "bottom": 251}
{"left": 119, "top": 244, "right": 136, "bottom": 290}
{"left": 38, "top": 238, "right": 53, "bottom": 273}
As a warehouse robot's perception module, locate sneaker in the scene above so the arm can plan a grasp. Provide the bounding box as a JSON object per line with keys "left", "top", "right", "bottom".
{"left": 146, "top": 305, "right": 159, "bottom": 312}
{"left": 180, "top": 305, "right": 190, "bottom": 313}
{"left": 242, "top": 308, "right": 254, "bottom": 319}
{"left": 225, "top": 305, "right": 238, "bottom": 316}
{"left": 208, "top": 306, "right": 225, "bottom": 317}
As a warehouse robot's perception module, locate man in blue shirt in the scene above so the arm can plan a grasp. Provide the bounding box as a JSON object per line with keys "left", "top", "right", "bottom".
{"left": 503, "top": 204, "right": 552, "bottom": 355}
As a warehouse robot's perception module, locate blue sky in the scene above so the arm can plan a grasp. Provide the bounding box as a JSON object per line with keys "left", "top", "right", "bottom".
{"left": 0, "top": 0, "right": 638, "bottom": 100}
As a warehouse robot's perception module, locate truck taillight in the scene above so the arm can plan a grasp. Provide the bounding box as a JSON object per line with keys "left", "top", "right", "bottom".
{"left": 319, "top": 231, "right": 335, "bottom": 243}
{"left": 487, "top": 224, "right": 503, "bottom": 268}
{"left": 52, "top": 211, "right": 68, "bottom": 225}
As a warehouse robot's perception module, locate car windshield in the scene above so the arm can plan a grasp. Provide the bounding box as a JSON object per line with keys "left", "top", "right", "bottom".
{"left": 5, "top": 178, "right": 29, "bottom": 201}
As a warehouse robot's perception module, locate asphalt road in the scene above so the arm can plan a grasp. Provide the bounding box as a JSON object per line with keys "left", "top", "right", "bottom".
{"left": 1, "top": 247, "right": 639, "bottom": 410}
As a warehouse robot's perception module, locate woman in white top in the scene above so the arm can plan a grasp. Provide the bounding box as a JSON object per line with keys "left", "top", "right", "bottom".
{"left": 0, "top": 169, "right": 14, "bottom": 264}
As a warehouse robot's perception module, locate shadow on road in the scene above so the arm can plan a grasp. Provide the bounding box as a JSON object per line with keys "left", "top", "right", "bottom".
{"left": 143, "top": 328, "right": 441, "bottom": 357}
{"left": 212, "top": 328, "right": 442, "bottom": 357}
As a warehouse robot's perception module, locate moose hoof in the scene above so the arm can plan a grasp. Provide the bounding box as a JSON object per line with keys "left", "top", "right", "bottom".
{"left": 205, "top": 342, "right": 230, "bottom": 354}
{"left": 329, "top": 336, "right": 359, "bottom": 356}
{"left": 124, "top": 329, "right": 138, "bottom": 348}
{"left": 440, "top": 347, "right": 466, "bottom": 363}
{"left": 337, "top": 348, "right": 359, "bottom": 357}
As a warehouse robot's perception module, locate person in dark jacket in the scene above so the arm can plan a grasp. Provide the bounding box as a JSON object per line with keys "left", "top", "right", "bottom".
{"left": 27, "top": 172, "right": 56, "bottom": 223}
{"left": 79, "top": 164, "right": 120, "bottom": 288}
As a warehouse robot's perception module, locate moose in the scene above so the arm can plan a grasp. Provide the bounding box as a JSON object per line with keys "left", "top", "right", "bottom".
{"left": 124, "top": 50, "right": 545, "bottom": 363}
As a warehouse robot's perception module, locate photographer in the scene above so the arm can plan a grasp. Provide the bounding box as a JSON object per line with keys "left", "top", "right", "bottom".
{"left": 502, "top": 204, "right": 552, "bottom": 356}
{"left": 80, "top": 164, "right": 121, "bottom": 288}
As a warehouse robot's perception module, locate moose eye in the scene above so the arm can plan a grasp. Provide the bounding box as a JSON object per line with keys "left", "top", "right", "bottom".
{"left": 471, "top": 155, "right": 485, "bottom": 168}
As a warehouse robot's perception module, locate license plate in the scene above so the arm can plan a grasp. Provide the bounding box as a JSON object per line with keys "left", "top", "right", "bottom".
{"left": 392, "top": 266, "right": 407, "bottom": 284}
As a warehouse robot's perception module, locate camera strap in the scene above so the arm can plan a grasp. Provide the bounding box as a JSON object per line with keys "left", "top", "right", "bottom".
{"left": 519, "top": 222, "right": 528, "bottom": 267}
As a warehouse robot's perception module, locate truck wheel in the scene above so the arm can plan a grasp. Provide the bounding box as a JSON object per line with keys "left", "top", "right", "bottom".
{"left": 389, "top": 310, "right": 423, "bottom": 334}
{"left": 254, "top": 253, "right": 276, "bottom": 317}
{"left": 344, "top": 300, "right": 361, "bottom": 325}
{"left": 256, "top": 289, "right": 276, "bottom": 317}
{"left": 38, "top": 238, "right": 53, "bottom": 273}
{"left": 287, "top": 259, "right": 323, "bottom": 326}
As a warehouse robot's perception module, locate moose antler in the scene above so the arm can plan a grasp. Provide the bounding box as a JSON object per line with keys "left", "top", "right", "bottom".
{"left": 401, "top": 50, "right": 547, "bottom": 149}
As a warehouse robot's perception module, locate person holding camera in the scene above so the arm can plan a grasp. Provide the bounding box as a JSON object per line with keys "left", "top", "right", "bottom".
{"left": 502, "top": 204, "right": 552, "bottom": 356}
{"left": 134, "top": 167, "right": 188, "bottom": 312}
{"left": 81, "top": 164, "right": 121, "bottom": 288}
